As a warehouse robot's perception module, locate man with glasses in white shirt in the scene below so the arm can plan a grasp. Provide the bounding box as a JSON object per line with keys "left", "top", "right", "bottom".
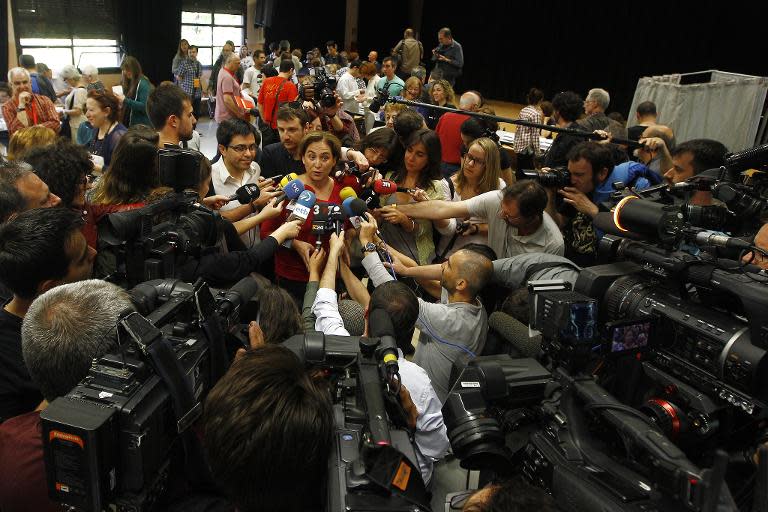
{"left": 212, "top": 119, "right": 278, "bottom": 247}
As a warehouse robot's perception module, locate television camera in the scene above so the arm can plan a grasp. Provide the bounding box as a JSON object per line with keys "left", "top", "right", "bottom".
{"left": 442, "top": 190, "right": 768, "bottom": 510}
{"left": 300, "top": 67, "right": 338, "bottom": 109}
{"left": 281, "top": 307, "right": 431, "bottom": 511}
{"left": 39, "top": 276, "right": 259, "bottom": 512}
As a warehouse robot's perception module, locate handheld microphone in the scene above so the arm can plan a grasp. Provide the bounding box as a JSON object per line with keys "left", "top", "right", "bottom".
{"left": 373, "top": 179, "right": 415, "bottom": 195}
{"left": 339, "top": 186, "right": 357, "bottom": 202}
{"left": 274, "top": 178, "right": 305, "bottom": 204}
{"left": 282, "top": 190, "right": 316, "bottom": 248}
{"left": 325, "top": 204, "right": 346, "bottom": 241}
{"left": 227, "top": 183, "right": 261, "bottom": 204}
{"left": 360, "top": 188, "right": 381, "bottom": 209}
{"left": 279, "top": 172, "right": 299, "bottom": 188}
{"left": 342, "top": 196, "right": 363, "bottom": 228}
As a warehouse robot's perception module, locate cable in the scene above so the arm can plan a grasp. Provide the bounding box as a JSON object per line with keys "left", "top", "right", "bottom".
{"left": 417, "top": 313, "right": 477, "bottom": 358}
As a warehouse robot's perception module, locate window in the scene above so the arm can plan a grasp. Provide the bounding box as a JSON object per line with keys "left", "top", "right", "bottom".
{"left": 181, "top": 0, "right": 245, "bottom": 67}
{"left": 13, "top": 0, "right": 120, "bottom": 72}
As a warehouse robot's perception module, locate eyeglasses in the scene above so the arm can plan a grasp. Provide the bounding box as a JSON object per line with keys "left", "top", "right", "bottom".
{"left": 464, "top": 154, "right": 485, "bottom": 166}
{"left": 228, "top": 144, "right": 258, "bottom": 153}
{"left": 366, "top": 147, "right": 388, "bottom": 163}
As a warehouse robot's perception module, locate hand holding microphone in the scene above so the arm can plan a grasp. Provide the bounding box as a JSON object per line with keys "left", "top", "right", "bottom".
{"left": 274, "top": 178, "right": 305, "bottom": 204}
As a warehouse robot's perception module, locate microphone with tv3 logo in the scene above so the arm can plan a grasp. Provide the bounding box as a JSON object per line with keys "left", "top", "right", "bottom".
{"left": 282, "top": 190, "right": 316, "bottom": 248}
{"left": 227, "top": 183, "right": 260, "bottom": 204}
{"left": 274, "top": 178, "right": 305, "bottom": 204}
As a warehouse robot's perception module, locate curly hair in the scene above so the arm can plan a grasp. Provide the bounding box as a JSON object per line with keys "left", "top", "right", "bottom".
{"left": 24, "top": 139, "right": 92, "bottom": 207}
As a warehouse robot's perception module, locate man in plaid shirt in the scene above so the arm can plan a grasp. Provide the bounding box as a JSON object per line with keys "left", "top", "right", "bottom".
{"left": 178, "top": 46, "right": 203, "bottom": 117}
{"left": 513, "top": 88, "right": 544, "bottom": 158}
{"left": 2, "top": 68, "right": 60, "bottom": 137}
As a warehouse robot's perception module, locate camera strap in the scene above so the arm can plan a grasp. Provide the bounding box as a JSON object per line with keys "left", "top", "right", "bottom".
{"left": 269, "top": 78, "right": 288, "bottom": 124}
{"left": 524, "top": 261, "right": 581, "bottom": 284}
{"left": 146, "top": 337, "right": 202, "bottom": 433}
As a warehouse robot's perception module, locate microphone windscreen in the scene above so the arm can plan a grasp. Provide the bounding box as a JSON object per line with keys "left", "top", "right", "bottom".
{"left": 338, "top": 300, "right": 365, "bottom": 336}
{"left": 235, "top": 183, "right": 260, "bottom": 204}
{"left": 373, "top": 179, "right": 398, "bottom": 195}
{"left": 284, "top": 179, "right": 305, "bottom": 200}
{"left": 342, "top": 196, "right": 357, "bottom": 216}
{"left": 488, "top": 312, "right": 541, "bottom": 358}
{"left": 279, "top": 172, "right": 298, "bottom": 188}
{"left": 296, "top": 190, "right": 316, "bottom": 208}
{"left": 349, "top": 198, "right": 368, "bottom": 216}
{"left": 223, "top": 276, "right": 260, "bottom": 307}
{"left": 340, "top": 186, "right": 357, "bottom": 201}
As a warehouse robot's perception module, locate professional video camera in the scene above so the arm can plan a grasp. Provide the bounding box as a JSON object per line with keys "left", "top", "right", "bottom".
{"left": 281, "top": 308, "right": 431, "bottom": 511}
{"left": 98, "top": 147, "right": 237, "bottom": 288}
{"left": 300, "top": 67, "right": 338, "bottom": 109}
{"left": 39, "top": 276, "right": 259, "bottom": 512}
{"left": 613, "top": 142, "right": 768, "bottom": 237}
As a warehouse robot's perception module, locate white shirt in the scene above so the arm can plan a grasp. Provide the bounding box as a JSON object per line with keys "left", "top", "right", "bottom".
{"left": 211, "top": 158, "right": 262, "bottom": 247}
{"left": 336, "top": 71, "right": 364, "bottom": 115}
{"left": 311, "top": 287, "right": 449, "bottom": 484}
{"left": 243, "top": 66, "right": 265, "bottom": 99}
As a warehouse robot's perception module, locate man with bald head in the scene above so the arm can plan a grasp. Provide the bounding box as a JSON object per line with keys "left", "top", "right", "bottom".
{"left": 435, "top": 90, "right": 482, "bottom": 177}
{"left": 2, "top": 68, "right": 60, "bottom": 137}
{"left": 359, "top": 214, "right": 493, "bottom": 401}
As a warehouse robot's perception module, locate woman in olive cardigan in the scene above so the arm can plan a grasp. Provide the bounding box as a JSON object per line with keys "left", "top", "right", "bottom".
{"left": 117, "top": 56, "right": 152, "bottom": 127}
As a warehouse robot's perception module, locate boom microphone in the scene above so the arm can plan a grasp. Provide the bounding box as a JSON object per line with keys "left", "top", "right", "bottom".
{"left": 227, "top": 183, "right": 261, "bottom": 204}
{"left": 488, "top": 312, "right": 542, "bottom": 358}
{"left": 216, "top": 276, "right": 260, "bottom": 319}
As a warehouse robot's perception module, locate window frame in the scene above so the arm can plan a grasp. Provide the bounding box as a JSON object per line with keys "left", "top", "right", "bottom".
{"left": 181, "top": 1, "right": 247, "bottom": 69}
{"left": 11, "top": 0, "right": 122, "bottom": 73}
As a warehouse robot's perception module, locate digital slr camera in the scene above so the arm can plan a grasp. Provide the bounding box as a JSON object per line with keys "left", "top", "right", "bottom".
{"left": 300, "top": 67, "right": 338, "bottom": 109}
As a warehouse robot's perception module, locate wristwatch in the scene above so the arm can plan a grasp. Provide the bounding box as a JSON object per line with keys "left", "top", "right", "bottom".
{"left": 362, "top": 242, "right": 378, "bottom": 253}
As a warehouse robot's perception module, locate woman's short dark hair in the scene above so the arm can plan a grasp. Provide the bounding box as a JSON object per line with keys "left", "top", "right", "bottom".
{"left": 298, "top": 131, "right": 342, "bottom": 161}
{"left": 257, "top": 285, "right": 303, "bottom": 344}
{"left": 356, "top": 127, "right": 400, "bottom": 157}
{"left": 24, "top": 140, "right": 92, "bottom": 207}
{"left": 526, "top": 87, "right": 544, "bottom": 105}
{"left": 87, "top": 89, "right": 121, "bottom": 123}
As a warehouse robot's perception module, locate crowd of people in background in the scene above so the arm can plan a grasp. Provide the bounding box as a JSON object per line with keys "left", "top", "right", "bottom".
{"left": 0, "top": 23, "right": 758, "bottom": 512}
